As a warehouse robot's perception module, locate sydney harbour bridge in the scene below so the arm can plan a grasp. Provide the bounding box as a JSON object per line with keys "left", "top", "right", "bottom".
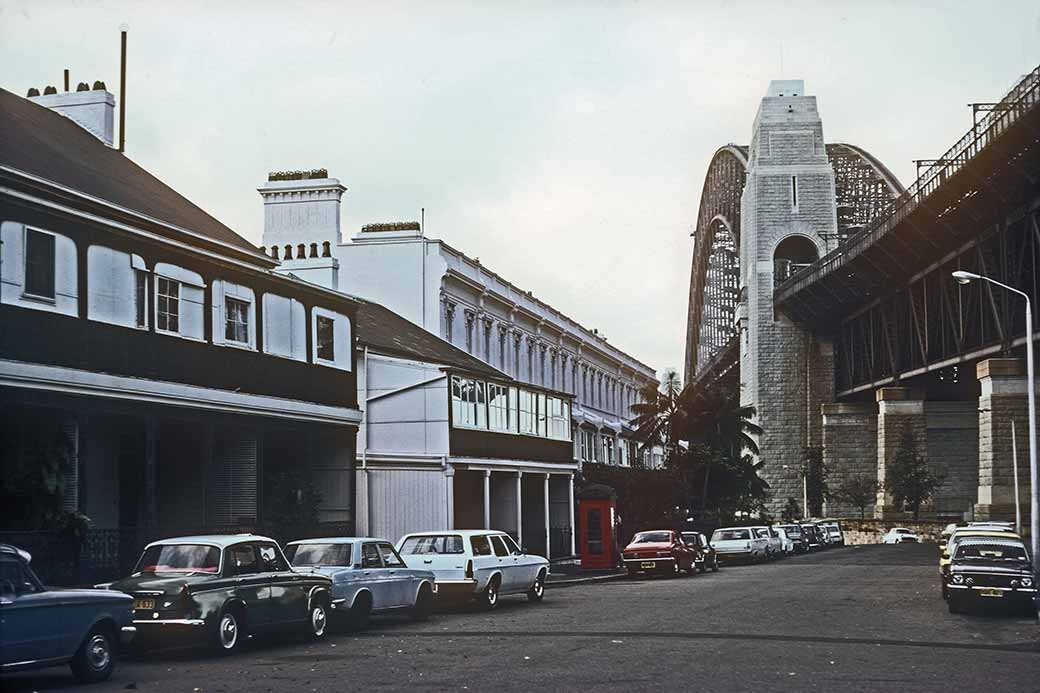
{"left": 684, "top": 66, "right": 1040, "bottom": 520}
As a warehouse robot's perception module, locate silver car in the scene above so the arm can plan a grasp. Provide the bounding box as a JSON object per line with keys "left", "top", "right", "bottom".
{"left": 285, "top": 537, "right": 437, "bottom": 629}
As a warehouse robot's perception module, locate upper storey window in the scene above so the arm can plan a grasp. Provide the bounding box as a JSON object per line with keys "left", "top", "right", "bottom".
{"left": 316, "top": 316, "right": 335, "bottom": 361}
{"left": 0, "top": 222, "right": 78, "bottom": 317}
{"left": 225, "top": 297, "right": 249, "bottom": 343}
{"left": 87, "top": 245, "right": 148, "bottom": 329}
{"left": 212, "top": 280, "right": 256, "bottom": 349}
{"left": 24, "top": 229, "right": 55, "bottom": 299}
{"left": 153, "top": 263, "right": 205, "bottom": 340}
{"left": 312, "top": 307, "right": 352, "bottom": 370}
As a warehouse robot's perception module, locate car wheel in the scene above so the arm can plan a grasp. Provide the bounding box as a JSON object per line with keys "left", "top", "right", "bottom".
{"left": 711, "top": 556, "right": 720, "bottom": 572}
{"left": 479, "top": 576, "right": 500, "bottom": 610}
{"left": 308, "top": 597, "right": 330, "bottom": 639}
{"left": 527, "top": 570, "right": 546, "bottom": 602}
{"left": 348, "top": 593, "right": 372, "bottom": 630}
{"left": 213, "top": 606, "right": 244, "bottom": 654}
{"left": 70, "top": 624, "right": 115, "bottom": 683}
{"left": 671, "top": 561, "right": 682, "bottom": 578}
{"left": 411, "top": 584, "right": 434, "bottom": 620}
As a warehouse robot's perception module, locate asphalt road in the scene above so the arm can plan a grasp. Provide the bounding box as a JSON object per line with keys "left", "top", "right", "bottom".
{"left": 5, "top": 544, "right": 1039, "bottom": 692}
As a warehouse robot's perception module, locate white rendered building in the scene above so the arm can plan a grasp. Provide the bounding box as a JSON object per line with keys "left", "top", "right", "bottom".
{"left": 258, "top": 171, "right": 660, "bottom": 470}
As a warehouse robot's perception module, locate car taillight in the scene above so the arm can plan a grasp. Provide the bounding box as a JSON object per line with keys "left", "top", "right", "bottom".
{"left": 465, "top": 560, "right": 473, "bottom": 579}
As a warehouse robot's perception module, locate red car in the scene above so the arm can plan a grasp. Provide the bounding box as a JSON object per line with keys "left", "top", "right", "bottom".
{"left": 622, "top": 530, "right": 697, "bottom": 577}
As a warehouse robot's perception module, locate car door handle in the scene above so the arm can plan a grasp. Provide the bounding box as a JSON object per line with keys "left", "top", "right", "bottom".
{"left": 388, "top": 571, "right": 397, "bottom": 576}
{"left": 422, "top": 559, "right": 433, "bottom": 564}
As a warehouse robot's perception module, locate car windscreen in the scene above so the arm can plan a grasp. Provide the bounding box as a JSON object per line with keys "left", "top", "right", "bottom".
{"left": 712, "top": 529, "right": 750, "bottom": 541}
{"left": 399, "top": 535, "right": 465, "bottom": 555}
{"left": 632, "top": 532, "right": 672, "bottom": 544}
{"left": 779, "top": 525, "right": 802, "bottom": 536}
{"left": 286, "top": 543, "right": 352, "bottom": 567}
{"left": 954, "top": 544, "right": 1028, "bottom": 562}
{"left": 135, "top": 544, "right": 220, "bottom": 575}
{"left": 681, "top": 534, "right": 702, "bottom": 546}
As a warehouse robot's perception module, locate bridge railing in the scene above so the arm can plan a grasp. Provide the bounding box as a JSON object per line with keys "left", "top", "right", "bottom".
{"left": 774, "top": 64, "right": 1040, "bottom": 305}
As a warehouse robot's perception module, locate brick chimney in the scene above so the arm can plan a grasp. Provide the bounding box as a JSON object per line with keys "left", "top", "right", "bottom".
{"left": 29, "top": 81, "right": 115, "bottom": 146}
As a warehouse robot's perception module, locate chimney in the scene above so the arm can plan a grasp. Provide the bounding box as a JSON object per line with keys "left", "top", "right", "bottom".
{"left": 257, "top": 169, "right": 346, "bottom": 252}
{"left": 29, "top": 81, "right": 115, "bottom": 146}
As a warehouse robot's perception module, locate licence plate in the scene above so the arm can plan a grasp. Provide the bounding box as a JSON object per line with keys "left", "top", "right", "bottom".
{"left": 640, "top": 561, "right": 656, "bottom": 569}
{"left": 134, "top": 598, "right": 155, "bottom": 610}
{"left": 980, "top": 589, "right": 1003, "bottom": 598}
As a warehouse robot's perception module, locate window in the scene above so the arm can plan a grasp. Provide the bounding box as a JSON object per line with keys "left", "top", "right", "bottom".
{"left": 378, "top": 543, "right": 406, "bottom": 568}
{"left": 488, "top": 383, "right": 512, "bottom": 431}
{"left": 518, "top": 389, "right": 536, "bottom": 435}
{"left": 548, "top": 397, "right": 570, "bottom": 440}
{"left": 451, "top": 376, "right": 487, "bottom": 428}
{"left": 228, "top": 544, "right": 259, "bottom": 576}
{"left": 490, "top": 535, "right": 510, "bottom": 557}
{"left": 361, "top": 543, "right": 383, "bottom": 568}
{"left": 603, "top": 436, "right": 615, "bottom": 465}
{"left": 399, "top": 535, "right": 465, "bottom": 555}
{"left": 156, "top": 277, "right": 180, "bottom": 333}
{"left": 257, "top": 543, "right": 289, "bottom": 572}
{"left": 24, "top": 228, "right": 55, "bottom": 299}
{"left": 285, "top": 543, "right": 352, "bottom": 567}
{"left": 0, "top": 555, "right": 42, "bottom": 596}
{"left": 225, "top": 297, "right": 249, "bottom": 343}
{"left": 135, "top": 271, "right": 148, "bottom": 327}
{"left": 501, "top": 534, "right": 523, "bottom": 555}
{"left": 580, "top": 430, "right": 592, "bottom": 462}
{"left": 316, "top": 315, "right": 335, "bottom": 361}
{"left": 471, "top": 535, "right": 493, "bottom": 556}
{"left": 536, "top": 393, "right": 548, "bottom": 436}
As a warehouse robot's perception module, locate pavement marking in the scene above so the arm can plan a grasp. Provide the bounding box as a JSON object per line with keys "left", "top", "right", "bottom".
{"left": 342, "top": 629, "right": 1040, "bottom": 654}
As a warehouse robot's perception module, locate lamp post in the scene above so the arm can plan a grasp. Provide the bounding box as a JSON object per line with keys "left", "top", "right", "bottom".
{"left": 783, "top": 464, "right": 809, "bottom": 520}
{"left": 952, "top": 270, "right": 1037, "bottom": 570}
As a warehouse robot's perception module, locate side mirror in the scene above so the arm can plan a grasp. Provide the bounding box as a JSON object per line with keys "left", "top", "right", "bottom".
{"left": 521, "top": 547, "right": 529, "bottom": 555}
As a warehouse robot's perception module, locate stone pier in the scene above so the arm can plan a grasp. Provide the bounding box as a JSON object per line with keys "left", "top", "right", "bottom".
{"left": 976, "top": 358, "right": 1032, "bottom": 522}
{"left": 875, "top": 387, "right": 927, "bottom": 518}
{"left": 822, "top": 402, "right": 878, "bottom": 517}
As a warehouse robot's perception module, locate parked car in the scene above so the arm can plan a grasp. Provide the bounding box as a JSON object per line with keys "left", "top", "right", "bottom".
{"left": 751, "top": 526, "right": 783, "bottom": 559}
{"left": 882, "top": 528, "right": 920, "bottom": 544}
{"left": 939, "top": 528, "right": 1020, "bottom": 599}
{"left": 947, "top": 537, "right": 1036, "bottom": 615}
{"left": 680, "top": 532, "right": 720, "bottom": 573}
{"left": 800, "top": 524, "right": 824, "bottom": 551}
{"left": 396, "top": 530, "right": 548, "bottom": 609}
{"left": 621, "top": 530, "right": 697, "bottom": 577}
{"left": 107, "top": 534, "right": 333, "bottom": 653}
{"left": 772, "top": 527, "right": 796, "bottom": 555}
{"left": 776, "top": 524, "right": 809, "bottom": 553}
{"left": 820, "top": 520, "right": 845, "bottom": 546}
{"left": 1, "top": 544, "right": 135, "bottom": 683}
{"left": 710, "top": 527, "right": 769, "bottom": 563}
{"left": 285, "top": 537, "right": 437, "bottom": 629}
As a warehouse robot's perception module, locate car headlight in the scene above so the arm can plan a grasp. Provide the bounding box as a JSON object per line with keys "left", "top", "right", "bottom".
{"left": 952, "top": 574, "right": 964, "bottom": 584}
{"left": 1022, "top": 577, "right": 1034, "bottom": 588}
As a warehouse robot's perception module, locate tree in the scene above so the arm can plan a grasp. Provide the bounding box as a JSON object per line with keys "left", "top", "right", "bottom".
{"left": 885, "top": 427, "right": 946, "bottom": 519}
{"left": 801, "top": 446, "right": 827, "bottom": 517}
{"left": 630, "top": 369, "right": 685, "bottom": 466}
{"left": 831, "top": 474, "right": 880, "bottom": 518}
{"left": 781, "top": 497, "right": 802, "bottom": 522}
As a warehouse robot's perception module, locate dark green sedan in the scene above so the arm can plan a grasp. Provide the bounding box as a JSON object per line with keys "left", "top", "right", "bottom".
{"left": 106, "top": 534, "right": 333, "bottom": 653}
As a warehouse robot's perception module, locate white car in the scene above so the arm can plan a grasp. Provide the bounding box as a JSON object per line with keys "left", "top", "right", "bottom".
{"left": 882, "top": 527, "right": 920, "bottom": 544}
{"left": 710, "top": 527, "right": 769, "bottom": 563}
{"left": 772, "top": 527, "right": 796, "bottom": 555}
{"left": 820, "top": 521, "right": 845, "bottom": 546}
{"left": 751, "top": 526, "right": 783, "bottom": 559}
{"left": 396, "top": 530, "right": 548, "bottom": 610}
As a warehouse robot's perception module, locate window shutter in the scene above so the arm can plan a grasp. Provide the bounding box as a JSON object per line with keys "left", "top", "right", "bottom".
{"left": 61, "top": 418, "right": 79, "bottom": 513}
{"left": 208, "top": 431, "right": 258, "bottom": 528}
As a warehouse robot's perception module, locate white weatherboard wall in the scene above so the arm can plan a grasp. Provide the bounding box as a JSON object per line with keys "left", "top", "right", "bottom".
{"left": 356, "top": 351, "right": 453, "bottom": 541}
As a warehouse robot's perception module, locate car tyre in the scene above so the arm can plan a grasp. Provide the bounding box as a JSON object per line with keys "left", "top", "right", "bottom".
{"left": 527, "top": 570, "right": 546, "bottom": 602}
{"left": 940, "top": 581, "right": 948, "bottom": 600}
{"left": 411, "top": 584, "right": 434, "bottom": 620}
{"left": 479, "top": 576, "right": 500, "bottom": 610}
{"left": 711, "top": 556, "right": 720, "bottom": 572}
{"left": 213, "top": 606, "right": 244, "bottom": 655}
{"left": 947, "top": 595, "right": 963, "bottom": 614}
{"left": 347, "top": 593, "right": 372, "bottom": 630}
{"left": 307, "top": 596, "right": 330, "bottom": 640}
{"left": 70, "top": 624, "right": 116, "bottom": 683}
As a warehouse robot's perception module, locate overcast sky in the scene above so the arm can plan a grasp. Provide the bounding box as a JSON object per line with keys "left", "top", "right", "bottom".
{"left": 3, "top": 1, "right": 1038, "bottom": 377}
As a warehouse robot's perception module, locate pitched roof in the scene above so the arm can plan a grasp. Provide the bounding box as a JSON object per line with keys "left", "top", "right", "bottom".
{"left": 0, "top": 88, "right": 268, "bottom": 263}
{"left": 355, "top": 298, "right": 506, "bottom": 379}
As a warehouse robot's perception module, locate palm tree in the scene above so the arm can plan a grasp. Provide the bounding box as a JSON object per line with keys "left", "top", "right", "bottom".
{"left": 629, "top": 369, "right": 685, "bottom": 465}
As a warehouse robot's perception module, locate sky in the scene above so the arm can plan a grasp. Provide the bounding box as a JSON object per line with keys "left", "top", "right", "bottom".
{"left": 2, "top": 1, "right": 1038, "bottom": 378}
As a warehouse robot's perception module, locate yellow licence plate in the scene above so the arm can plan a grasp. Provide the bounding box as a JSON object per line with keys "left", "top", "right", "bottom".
{"left": 640, "top": 561, "right": 656, "bottom": 569}
{"left": 979, "top": 589, "right": 1003, "bottom": 598}
{"left": 134, "top": 598, "right": 155, "bottom": 610}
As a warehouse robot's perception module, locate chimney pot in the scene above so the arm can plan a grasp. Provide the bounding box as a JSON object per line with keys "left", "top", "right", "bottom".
{"left": 92, "top": 80, "right": 106, "bottom": 90}
{"left": 43, "top": 86, "right": 58, "bottom": 95}
{"left": 29, "top": 85, "right": 116, "bottom": 147}
{"left": 26, "top": 87, "right": 40, "bottom": 97}
{"left": 76, "top": 82, "right": 90, "bottom": 92}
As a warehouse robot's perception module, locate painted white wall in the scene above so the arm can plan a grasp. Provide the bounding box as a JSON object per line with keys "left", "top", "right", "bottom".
{"left": 357, "top": 467, "right": 450, "bottom": 541}
{"left": 362, "top": 353, "right": 449, "bottom": 456}
{"left": 86, "top": 245, "right": 144, "bottom": 328}
{"left": 29, "top": 89, "right": 115, "bottom": 147}
{"left": 0, "top": 222, "right": 78, "bottom": 317}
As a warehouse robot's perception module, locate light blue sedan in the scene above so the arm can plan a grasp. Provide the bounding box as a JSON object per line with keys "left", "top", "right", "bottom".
{"left": 284, "top": 537, "right": 436, "bottom": 629}
{"left": 0, "top": 544, "right": 135, "bottom": 683}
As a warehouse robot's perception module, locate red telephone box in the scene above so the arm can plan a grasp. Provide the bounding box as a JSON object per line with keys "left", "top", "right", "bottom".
{"left": 578, "top": 484, "right": 618, "bottom": 570}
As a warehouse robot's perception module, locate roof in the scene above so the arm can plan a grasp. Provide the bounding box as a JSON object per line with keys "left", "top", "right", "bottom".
{"left": 399, "top": 529, "right": 513, "bottom": 538}
{"left": 955, "top": 537, "right": 1027, "bottom": 548}
{"left": 286, "top": 537, "right": 380, "bottom": 545}
{"left": 145, "top": 534, "right": 277, "bottom": 548}
{"left": 355, "top": 298, "right": 506, "bottom": 379}
{"left": 0, "top": 88, "right": 269, "bottom": 264}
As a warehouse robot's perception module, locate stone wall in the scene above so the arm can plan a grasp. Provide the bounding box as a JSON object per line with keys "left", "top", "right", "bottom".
{"left": 822, "top": 403, "right": 878, "bottom": 517}
{"left": 925, "top": 402, "right": 978, "bottom": 518}
{"left": 838, "top": 518, "right": 946, "bottom": 545}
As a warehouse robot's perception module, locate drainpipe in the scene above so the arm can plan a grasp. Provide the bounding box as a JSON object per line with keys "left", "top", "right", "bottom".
{"left": 361, "top": 345, "right": 371, "bottom": 535}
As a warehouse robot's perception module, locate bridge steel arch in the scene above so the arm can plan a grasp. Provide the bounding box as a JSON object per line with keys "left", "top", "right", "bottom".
{"left": 684, "top": 143, "right": 903, "bottom": 385}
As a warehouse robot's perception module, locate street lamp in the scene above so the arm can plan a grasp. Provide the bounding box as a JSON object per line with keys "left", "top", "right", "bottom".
{"left": 783, "top": 464, "right": 809, "bottom": 520}
{"left": 952, "top": 270, "right": 1038, "bottom": 570}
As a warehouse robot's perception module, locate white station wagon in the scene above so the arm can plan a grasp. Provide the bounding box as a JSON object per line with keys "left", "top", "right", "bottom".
{"left": 396, "top": 530, "right": 549, "bottom": 610}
